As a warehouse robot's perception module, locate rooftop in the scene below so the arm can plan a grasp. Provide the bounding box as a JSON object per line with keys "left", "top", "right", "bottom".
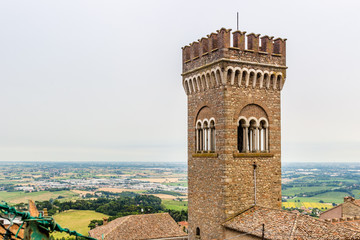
{"left": 223, "top": 205, "right": 360, "bottom": 240}
{"left": 88, "top": 213, "right": 187, "bottom": 240}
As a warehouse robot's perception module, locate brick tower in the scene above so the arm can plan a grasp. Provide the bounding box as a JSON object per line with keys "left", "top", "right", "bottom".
{"left": 181, "top": 28, "right": 287, "bottom": 240}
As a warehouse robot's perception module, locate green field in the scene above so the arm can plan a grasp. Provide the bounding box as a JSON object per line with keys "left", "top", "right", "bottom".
{"left": 0, "top": 190, "right": 79, "bottom": 204}
{"left": 162, "top": 199, "right": 188, "bottom": 211}
{"left": 282, "top": 186, "right": 335, "bottom": 196}
{"left": 286, "top": 191, "right": 349, "bottom": 204}
{"left": 51, "top": 210, "right": 109, "bottom": 239}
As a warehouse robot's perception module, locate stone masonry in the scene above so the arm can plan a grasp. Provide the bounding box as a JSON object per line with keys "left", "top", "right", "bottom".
{"left": 182, "top": 28, "right": 287, "bottom": 240}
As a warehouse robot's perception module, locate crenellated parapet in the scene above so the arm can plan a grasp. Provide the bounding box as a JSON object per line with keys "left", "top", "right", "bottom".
{"left": 182, "top": 28, "right": 287, "bottom": 74}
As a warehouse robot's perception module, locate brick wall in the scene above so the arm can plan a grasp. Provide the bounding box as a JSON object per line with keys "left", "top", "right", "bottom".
{"left": 342, "top": 202, "right": 360, "bottom": 218}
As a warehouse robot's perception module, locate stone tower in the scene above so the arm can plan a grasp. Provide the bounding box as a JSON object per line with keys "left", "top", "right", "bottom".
{"left": 181, "top": 28, "right": 287, "bottom": 240}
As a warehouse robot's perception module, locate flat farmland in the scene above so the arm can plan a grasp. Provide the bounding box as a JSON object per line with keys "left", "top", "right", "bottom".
{"left": 162, "top": 199, "right": 188, "bottom": 211}
{"left": 282, "top": 186, "right": 335, "bottom": 196}
{"left": 285, "top": 191, "right": 349, "bottom": 204}
{"left": 0, "top": 190, "right": 78, "bottom": 204}
{"left": 51, "top": 210, "right": 109, "bottom": 239}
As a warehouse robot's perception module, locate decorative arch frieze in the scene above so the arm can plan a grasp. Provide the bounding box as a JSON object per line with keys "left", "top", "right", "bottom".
{"left": 183, "top": 66, "right": 286, "bottom": 95}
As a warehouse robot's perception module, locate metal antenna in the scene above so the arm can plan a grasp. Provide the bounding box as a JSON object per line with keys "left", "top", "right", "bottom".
{"left": 237, "top": 12, "right": 239, "bottom": 30}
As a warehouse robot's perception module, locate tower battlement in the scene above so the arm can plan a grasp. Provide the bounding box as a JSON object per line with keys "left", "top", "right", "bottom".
{"left": 182, "top": 28, "right": 286, "bottom": 74}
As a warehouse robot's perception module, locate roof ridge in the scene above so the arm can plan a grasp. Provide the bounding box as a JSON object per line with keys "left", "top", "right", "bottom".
{"left": 103, "top": 215, "right": 131, "bottom": 239}
{"left": 288, "top": 213, "right": 299, "bottom": 240}
{"left": 222, "top": 205, "right": 256, "bottom": 224}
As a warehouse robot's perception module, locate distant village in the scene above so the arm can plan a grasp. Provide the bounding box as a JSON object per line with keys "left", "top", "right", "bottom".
{"left": 14, "top": 177, "right": 187, "bottom": 194}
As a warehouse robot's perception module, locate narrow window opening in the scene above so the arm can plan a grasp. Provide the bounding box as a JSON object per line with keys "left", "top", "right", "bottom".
{"left": 210, "top": 120, "right": 216, "bottom": 152}
{"left": 196, "top": 227, "right": 201, "bottom": 238}
{"left": 196, "top": 122, "right": 202, "bottom": 152}
{"left": 237, "top": 121, "right": 243, "bottom": 152}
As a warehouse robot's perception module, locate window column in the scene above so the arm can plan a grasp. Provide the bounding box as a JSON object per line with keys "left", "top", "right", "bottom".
{"left": 265, "top": 127, "right": 269, "bottom": 152}
{"left": 204, "top": 126, "right": 209, "bottom": 152}
{"left": 258, "top": 127, "right": 262, "bottom": 152}
{"left": 249, "top": 128, "right": 253, "bottom": 152}
{"left": 196, "top": 128, "right": 199, "bottom": 152}
{"left": 252, "top": 127, "right": 257, "bottom": 152}
{"left": 255, "top": 126, "right": 260, "bottom": 152}
{"left": 243, "top": 124, "right": 249, "bottom": 152}
{"left": 200, "top": 129, "right": 203, "bottom": 151}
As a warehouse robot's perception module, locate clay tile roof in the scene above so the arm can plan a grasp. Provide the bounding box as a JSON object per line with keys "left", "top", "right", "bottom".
{"left": 0, "top": 223, "right": 24, "bottom": 239}
{"left": 88, "top": 213, "right": 187, "bottom": 240}
{"left": 354, "top": 200, "right": 360, "bottom": 207}
{"left": 333, "top": 220, "right": 360, "bottom": 231}
{"left": 223, "top": 206, "right": 360, "bottom": 240}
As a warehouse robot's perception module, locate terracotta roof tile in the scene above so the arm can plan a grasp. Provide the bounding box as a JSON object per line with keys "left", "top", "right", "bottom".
{"left": 223, "top": 206, "right": 360, "bottom": 240}
{"left": 354, "top": 200, "right": 360, "bottom": 207}
{"left": 88, "top": 213, "right": 187, "bottom": 240}
{"left": 0, "top": 224, "right": 24, "bottom": 239}
{"left": 333, "top": 220, "right": 360, "bottom": 231}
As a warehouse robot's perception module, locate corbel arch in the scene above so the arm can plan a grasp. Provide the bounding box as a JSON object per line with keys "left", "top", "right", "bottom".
{"left": 262, "top": 71, "right": 270, "bottom": 89}
{"left": 254, "top": 70, "right": 264, "bottom": 88}
{"left": 240, "top": 68, "right": 249, "bottom": 87}
{"left": 225, "top": 66, "right": 235, "bottom": 85}
{"left": 233, "top": 67, "right": 242, "bottom": 86}
{"left": 247, "top": 69, "right": 256, "bottom": 87}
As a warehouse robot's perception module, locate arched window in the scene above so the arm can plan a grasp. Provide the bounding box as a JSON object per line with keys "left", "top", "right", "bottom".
{"left": 195, "top": 118, "right": 216, "bottom": 153}
{"left": 237, "top": 115, "right": 269, "bottom": 153}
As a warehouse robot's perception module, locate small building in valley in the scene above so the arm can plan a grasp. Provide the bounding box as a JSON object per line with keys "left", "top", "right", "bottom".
{"left": 320, "top": 196, "right": 360, "bottom": 220}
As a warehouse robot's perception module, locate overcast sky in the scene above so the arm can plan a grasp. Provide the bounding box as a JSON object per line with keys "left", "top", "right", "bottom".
{"left": 1, "top": 0, "right": 360, "bottom": 162}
